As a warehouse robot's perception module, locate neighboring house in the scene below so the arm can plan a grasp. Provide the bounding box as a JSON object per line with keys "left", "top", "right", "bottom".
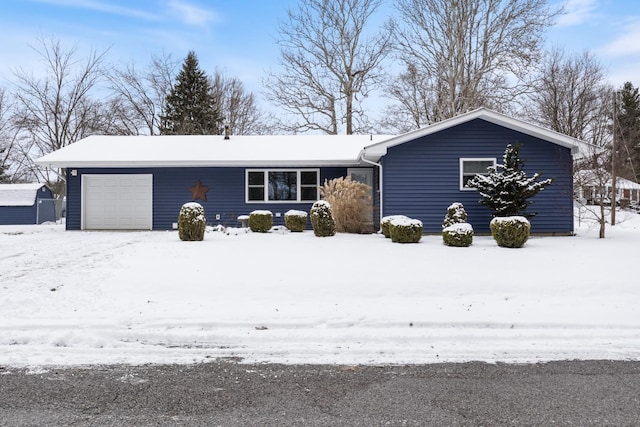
{"left": 574, "top": 169, "right": 640, "bottom": 205}
{"left": 36, "top": 108, "right": 581, "bottom": 234}
{"left": 0, "top": 183, "right": 56, "bottom": 225}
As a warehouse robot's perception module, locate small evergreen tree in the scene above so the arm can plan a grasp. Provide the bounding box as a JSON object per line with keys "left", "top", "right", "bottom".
{"left": 160, "top": 51, "right": 221, "bottom": 135}
{"left": 468, "top": 144, "right": 554, "bottom": 218}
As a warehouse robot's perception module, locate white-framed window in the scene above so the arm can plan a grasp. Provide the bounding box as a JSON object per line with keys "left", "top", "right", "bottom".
{"left": 246, "top": 169, "right": 319, "bottom": 202}
{"left": 460, "top": 158, "right": 495, "bottom": 190}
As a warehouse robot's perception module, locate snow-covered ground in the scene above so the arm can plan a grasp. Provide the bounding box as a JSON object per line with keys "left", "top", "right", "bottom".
{"left": 1, "top": 209, "right": 639, "bottom": 367}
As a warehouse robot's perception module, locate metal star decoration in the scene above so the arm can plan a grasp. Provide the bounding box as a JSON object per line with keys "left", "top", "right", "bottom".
{"left": 189, "top": 180, "right": 209, "bottom": 201}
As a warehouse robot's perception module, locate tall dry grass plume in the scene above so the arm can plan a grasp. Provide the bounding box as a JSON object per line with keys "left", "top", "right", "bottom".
{"left": 319, "top": 177, "right": 373, "bottom": 233}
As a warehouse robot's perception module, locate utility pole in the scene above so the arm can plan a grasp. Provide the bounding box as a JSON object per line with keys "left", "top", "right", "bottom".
{"left": 612, "top": 90, "right": 617, "bottom": 226}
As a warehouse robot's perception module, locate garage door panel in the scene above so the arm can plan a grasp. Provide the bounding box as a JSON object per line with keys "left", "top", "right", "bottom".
{"left": 82, "top": 174, "right": 153, "bottom": 230}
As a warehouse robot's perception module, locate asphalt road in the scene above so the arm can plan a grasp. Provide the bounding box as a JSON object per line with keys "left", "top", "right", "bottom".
{"left": 1, "top": 360, "right": 639, "bottom": 426}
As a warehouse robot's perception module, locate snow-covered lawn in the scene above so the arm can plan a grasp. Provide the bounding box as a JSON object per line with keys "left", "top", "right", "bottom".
{"left": 1, "top": 211, "right": 639, "bottom": 367}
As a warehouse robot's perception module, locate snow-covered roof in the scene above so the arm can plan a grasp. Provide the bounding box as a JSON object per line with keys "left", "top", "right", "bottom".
{"left": 362, "top": 108, "right": 582, "bottom": 160}
{"left": 34, "top": 109, "right": 583, "bottom": 168}
{"left": 35, "top": 134, "right": 392, "bottom": 168}
{"left": 0, "top": 183, "right": 48, "bottom": 207}
{"left": 575, "top": 170, "right": 640, "bottom": 190}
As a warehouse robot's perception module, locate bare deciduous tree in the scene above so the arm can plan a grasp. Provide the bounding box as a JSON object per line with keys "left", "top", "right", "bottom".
{"left": 12, "top": 37, "right": 108, "bottom": 194}
{"left": 378, "top": 63, "right": 439, "bottom": 133}
{"left": 108, "top": 53, "right": 178, "bottom": 135}
{"left": 210, "top": 70, "right": 273, "bottom": 135}
{"left": 391, "top": 0, "right": 557, "bottom": 123}
{"left": 526, "top": 48, "right": 610, "bottom": 143}
{"left": 265, "top": 0, "right": 392, "bottom": 134}
{"left": 527, "top": 48, "right": 616, "bottom": 237}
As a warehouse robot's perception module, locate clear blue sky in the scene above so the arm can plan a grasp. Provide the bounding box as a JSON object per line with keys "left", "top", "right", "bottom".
{"left": 1, "top": 0, "right": 639, "bottom": 100}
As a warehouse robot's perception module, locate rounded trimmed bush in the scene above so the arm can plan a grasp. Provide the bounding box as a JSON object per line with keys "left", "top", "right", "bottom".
{"left": 249, "top": 210, "right": 273, "bottom": 233}
{"left": 310, "top": 200, "right": 336, "bottom": 237}
{"left": 443, "top": 202, "right": 468, "bottom": 228}
{"left": 490, "top": 216, "right": 530, "bottom": 248}
{"left": 389, "top": 217, "right": 423, "bottom": 243}
{"left": 285, "top": 209, "right": 308, "bottom": 232}
{"left": 442, "top": 222, "right": 474, "bottom": 247}
{"left": 178, "top": 202, "right": 206, "bottom": 241}
{"left": 381, "top": 215, "right": 410, "bottom": 238}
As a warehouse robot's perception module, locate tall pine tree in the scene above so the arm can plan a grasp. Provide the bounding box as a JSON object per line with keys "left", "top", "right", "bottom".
{"left": 160, "top": 51, "right": 221, "bottom": 135}
{"left": 468, "top": 144, "right": 554, "bottom": 218}
{"left": 616, "top": 82, "right": 640, "bottom": 181}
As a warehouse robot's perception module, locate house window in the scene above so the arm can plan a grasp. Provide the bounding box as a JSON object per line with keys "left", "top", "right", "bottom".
{"left": 247, "top": 169, "right": 319, "bottom": 202}
{"left": 460, "top": 158, "right": 495, "bottom": 190}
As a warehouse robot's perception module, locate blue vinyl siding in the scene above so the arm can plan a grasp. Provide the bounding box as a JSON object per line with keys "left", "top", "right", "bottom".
{"left": 381, "top": 119, "right": 574, "bottom": 234}
{"left": 66, "top": 167, "right": 349, "bottom": 230}
{"left": 0, "top": 206, "right": 37, "bottom": 225}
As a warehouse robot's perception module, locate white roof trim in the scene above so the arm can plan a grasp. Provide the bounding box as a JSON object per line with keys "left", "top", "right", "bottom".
{"left": 362, "top": 108, "right": 583, "bottom": 160}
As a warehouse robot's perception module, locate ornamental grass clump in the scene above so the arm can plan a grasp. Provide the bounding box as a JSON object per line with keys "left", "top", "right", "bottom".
{"left": 319, "top": 177, "right": 373, "bottom": 233}
{"left": 249, "top": 210, "right": 273, "bottom": 233}
{"left": 284, "top": 209, "right": 307, "bottom": 232}
{"left": 490, "top": 216, "right": 530, "bottom": 248}
{"left": 178, "top": 202, "right": 206, "bottom": 241}
{"left": 381, "top": 215, "right": 410, "bottom": 238}
{"left": 442, "top": 202, "right": 473, "bottom": 247}
{"left": 389, "top": 217, "right": 423, "bottom": 243}
{"left": 310, "top": 200, "right": 336, "bottom": 237}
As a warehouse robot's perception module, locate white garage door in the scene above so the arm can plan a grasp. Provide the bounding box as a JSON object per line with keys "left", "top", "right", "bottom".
{"left": 82, "top": 174, "right": 153, "bottom": 230}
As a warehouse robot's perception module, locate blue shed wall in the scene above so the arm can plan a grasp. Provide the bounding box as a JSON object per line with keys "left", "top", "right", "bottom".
{"left": 381, "top": 119, "right": 574, "bottom": 234}
{"left": 0, "top": 186, "right": 55, "bottom": 225}
{"left": 0, "top": 206, "right": 36, "bottom": 225}
{"left": 66, "top": 166, "right": 349, "bottom": 230}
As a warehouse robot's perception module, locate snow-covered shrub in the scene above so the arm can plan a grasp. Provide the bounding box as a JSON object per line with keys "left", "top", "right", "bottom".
{"left": 319, "top": 177, "right": 373, "bottom": 233}
{"left": 442, "top": 202, "right": 468, "bottom": 228}
{"left": 381, "top": 215, "right": 410, "bottom": 238}
{"left": 249, "top": 210, "right": 273, "bottom": 233}
{"left": 284, "top": 209, "right": 307, "bottom": 232}
{"left": 178, "top": 202, "right": 206, "bottom": 241}
{"left": 389, "top": 217, "right": 423, "bottom": 243}
{"left": 310, "top": 200, "right": 336, "bottom": 237}
{"left": 442, "top": 222, "right": 474, "bottom": 247}
{"left": 490, "top": 216, "right": 530, "bottom": 248}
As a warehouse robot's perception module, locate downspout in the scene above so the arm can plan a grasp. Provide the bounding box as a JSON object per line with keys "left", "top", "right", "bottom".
{"left": 359, "top": 154, "right": 383, "bottom": 229}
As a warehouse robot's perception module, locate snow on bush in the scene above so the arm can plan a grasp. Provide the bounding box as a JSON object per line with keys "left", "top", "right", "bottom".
{"left": 249, "top": 210, "right": 273, "bottom": 233}
{"left": 310, "top": 200, "right": 336, "bottom": 237}
{"left": 442, "top": 203, "right": 473, "bottom": 247}
{"left": 442, "top": 202, "right": 468, "bottom": 228}
{"left": 442, "top": 222, "right": 474, "bottom": 247}
{"left": 389, "top": 217, "right": 423, "bottom": 243}
{"left": 284, "top": 210, "right": 308, "bottom": 232}
{"left": 490, "top": 216, "right": 530, "bottom": 248}
{"left": 381, "top": 215, "right": 410, "bottom": 238}
{"left": 178, "top": 202, "right": 206, "bottom": 241}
